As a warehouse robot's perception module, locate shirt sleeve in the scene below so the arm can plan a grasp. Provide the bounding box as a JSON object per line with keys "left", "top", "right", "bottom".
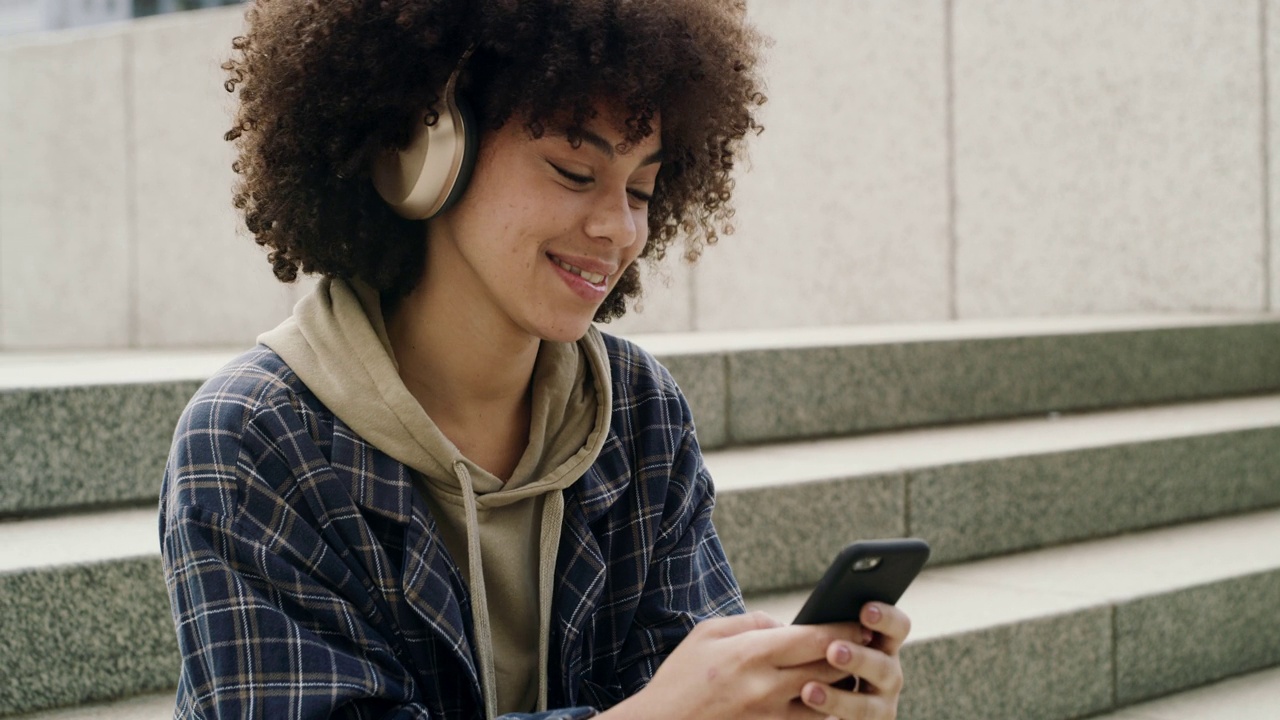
{"left": 612, "top": 390, "right": 747, "bottom": 696}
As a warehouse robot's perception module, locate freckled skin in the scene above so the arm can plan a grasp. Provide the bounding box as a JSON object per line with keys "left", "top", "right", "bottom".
{"left": 421, "top": 111, "right": 661, "bottom": 347}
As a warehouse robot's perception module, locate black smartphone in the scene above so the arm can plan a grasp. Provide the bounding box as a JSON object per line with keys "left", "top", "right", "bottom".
{"left": 792, "top": 538, "right": 931, "bottom": 625}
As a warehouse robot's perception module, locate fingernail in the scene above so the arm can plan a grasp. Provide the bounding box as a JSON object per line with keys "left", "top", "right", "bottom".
{"left": 861, "top": 628, "right": 874, "bottom": 645}
{"left": 806, "top": 684, "right": 827, "bottom": 706}
{"left": 834, "top": 642, "right": 852, "bottom": 664}
{"left": 864, "top": 603, "right": 882, "bottom": 624}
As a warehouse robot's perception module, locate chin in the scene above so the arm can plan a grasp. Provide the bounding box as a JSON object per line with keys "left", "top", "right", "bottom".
{"left": 526, "top": 315, "right": 596, "bottom": 344}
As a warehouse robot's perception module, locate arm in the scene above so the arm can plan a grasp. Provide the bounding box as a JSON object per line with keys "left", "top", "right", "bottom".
{"left": 608, "top": 394, "right": 746, "bottom": 694}
{"left": 166, "top": 502, "right": 606, "bottom": 720}
{"left": 160, "top": 385, "right": 431, "bottom": 720}
{"left": 164, "top": 503, "right": 431, "bottom": 719}
{"left": 597, "top": 391, "right": 911, "bottom": 720}
{"left": 161, "top": 389, "right": 602, "bottom": 720}
{"left": 599, "top": 531, "right": 911, "bottom": 720}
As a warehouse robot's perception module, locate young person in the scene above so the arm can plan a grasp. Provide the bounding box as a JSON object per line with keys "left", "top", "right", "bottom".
{"left": 160, "top": 1, "right": 913, "bottom": 718}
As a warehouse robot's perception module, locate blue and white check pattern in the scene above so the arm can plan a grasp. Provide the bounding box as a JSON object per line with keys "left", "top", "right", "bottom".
{"left": 159, "top": 333, "right": 745, "bottom": 719}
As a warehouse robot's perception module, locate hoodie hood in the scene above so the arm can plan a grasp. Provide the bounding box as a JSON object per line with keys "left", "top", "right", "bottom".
{"left": 258, "top": 277, "right": 613, "bottom": 717}
{"left": 258, "top": 277, "right": 611, "bottom": 506}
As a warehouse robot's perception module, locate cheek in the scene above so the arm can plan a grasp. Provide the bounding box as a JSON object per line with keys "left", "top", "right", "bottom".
{"left": 526, "top": 196, "right": 587, "bottom": 241}
{"left": 629, "top": 216, "right": 652, "bottom": 258}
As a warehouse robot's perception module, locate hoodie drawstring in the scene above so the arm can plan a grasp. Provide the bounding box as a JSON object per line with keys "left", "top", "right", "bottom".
{"left": 456, "top": 460, "right": 498, "bottom": 720}
{"left": 536, "top": 490, "right": 565, "bottom": 712}
{"left": 455, "top": 459, "right": 566, "bottom": 717}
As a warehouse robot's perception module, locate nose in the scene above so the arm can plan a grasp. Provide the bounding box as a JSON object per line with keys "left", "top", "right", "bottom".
{"left": 583, "top": 187, "right": 640, "bottom": 248}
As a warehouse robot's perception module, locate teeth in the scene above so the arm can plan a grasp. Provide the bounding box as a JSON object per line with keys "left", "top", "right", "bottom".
{"left": 553, "top": 257, "right": 607, "bottom": 284}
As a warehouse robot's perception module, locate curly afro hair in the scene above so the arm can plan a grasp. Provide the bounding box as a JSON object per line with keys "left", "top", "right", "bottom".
{"left": 222, "top": 0, "right": 767, "bottom": 321}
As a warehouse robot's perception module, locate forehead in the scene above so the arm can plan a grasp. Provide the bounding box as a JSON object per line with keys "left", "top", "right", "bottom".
{"left": 562, "top": 107, "right": 663, "bottom": 156}
{"left": 527, "top": 99, "right": 661, "bottom": 147}
{"left": 565, "top": 125, "right": 662, "bottom": 162}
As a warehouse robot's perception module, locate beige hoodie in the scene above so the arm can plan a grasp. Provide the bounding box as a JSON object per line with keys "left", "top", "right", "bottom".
{"left": 258, "top": 277, "right": 613, "bottom": 718}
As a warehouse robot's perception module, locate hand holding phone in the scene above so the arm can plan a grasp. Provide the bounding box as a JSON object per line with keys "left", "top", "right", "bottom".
{"left": 793, "top": 538, "right": 930, "bottom": 626}
{"left": 792, "top": 539, "right": 929, "bottom": 695}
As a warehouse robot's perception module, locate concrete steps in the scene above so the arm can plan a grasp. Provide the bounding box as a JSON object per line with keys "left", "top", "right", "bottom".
{"left": 7, "top": 508, "right": 1277, "bottom": 719}
{"left": 646, "top": 314, "right": 1280, "bottom": 448}
{"left": 7, "top": 693, "right": 175, "bottom": 720}
{"left": 5, "top": 315, "right": 1279, "bottom": 515}
{"left": 1083, "top": 667, "right": 1280, "bottom": 720}
{"left": 748, "top": 509, "right": 1280, "bottom": 719}
{"left": 2, "top": 315, "right": 1279, "bottom": 717}
{"left": 0, "top": 510, "right": 171, "bottom": 716}
{"left": 709, "top": 394, "right": 1280, "bottom": 589}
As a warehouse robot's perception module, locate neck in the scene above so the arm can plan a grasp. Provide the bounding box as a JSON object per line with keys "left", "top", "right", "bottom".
{"left": 384, "top": 281, "right": 540, "bottom": 428}
{"left": 382, "top": 224, "right": 558, "bottom": 480}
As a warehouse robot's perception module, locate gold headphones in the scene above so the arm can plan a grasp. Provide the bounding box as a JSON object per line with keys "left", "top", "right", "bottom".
{"left": 372, "top": 46, "right": 477, "bottom": 219}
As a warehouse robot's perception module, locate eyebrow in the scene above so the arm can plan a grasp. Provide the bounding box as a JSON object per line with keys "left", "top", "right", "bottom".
{"left": 569, "top": 128, "right": 664, "bottom": 167}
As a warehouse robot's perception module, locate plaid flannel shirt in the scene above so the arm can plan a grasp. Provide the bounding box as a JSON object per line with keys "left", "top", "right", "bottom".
{"left": 159, "top": 333, "right": 745, "bottom": 719}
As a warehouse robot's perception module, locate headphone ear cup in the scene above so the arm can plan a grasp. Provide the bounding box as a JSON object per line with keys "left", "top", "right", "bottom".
{"left": 371, "top": 92, "right": 476, "bottom": 220}
{"left": 433, "top": 94, "right": 477, "bottom": 216}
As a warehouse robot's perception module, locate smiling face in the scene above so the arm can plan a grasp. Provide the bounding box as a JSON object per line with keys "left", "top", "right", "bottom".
{"left": 421, "top": 109, "right": 662, "bottom": 344}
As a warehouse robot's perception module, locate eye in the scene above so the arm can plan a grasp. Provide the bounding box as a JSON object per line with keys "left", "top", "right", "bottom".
{"left": 550, "top": 163, "right": 592, "bottom": 186}
{"left": 627, "top": 188, "right": 653, "bottom": 206}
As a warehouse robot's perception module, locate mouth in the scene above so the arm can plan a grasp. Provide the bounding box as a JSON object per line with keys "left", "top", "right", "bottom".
{"left": 548, "top": 255, "right": 608, "bottom": 285}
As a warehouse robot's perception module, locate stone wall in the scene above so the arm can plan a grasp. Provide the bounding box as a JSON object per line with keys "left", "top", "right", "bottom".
{"left": 2, "top": 1, "right": 1278, "bottom": 349}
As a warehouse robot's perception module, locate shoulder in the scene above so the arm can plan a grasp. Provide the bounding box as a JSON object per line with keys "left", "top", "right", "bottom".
{"left": 163, "top": 346, "right": 330, "bottom": 519}
{"left": 594, "top": 330, "right": 702, "bottom": 476}
{"left": 591, "top": 332, "right": 718, "bottom": 548}
{"left": 176, "top": 345, "right": 321, "bottom": 439}
{"left": 598, "top": 331, "right": 685, "bottom": 410}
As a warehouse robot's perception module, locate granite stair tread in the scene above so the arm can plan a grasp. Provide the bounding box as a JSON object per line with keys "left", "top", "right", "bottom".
{"left": 0, "top": 507, "right": 156, "bottom": 573}
{"left": 1083, "top": 666, "right": 1280, "bottom": 719}
{"left": 0, "top": 312, "right": 1271, "bottom": 389}
{"left": 5, "top": 393, "right": 1278, "bottom": 576}
{"left": 0, "top": 349, "right": 240, "bottom": 390}
{"left": 8, "top": 314, "right": 1280, "bottom": 517}
{"left": 624, "top": 312, "right": 1280, "bottom": 353}
{"left": 8, "top": 692, "right": 174, "bottom": 720}
{"left": 6, "top": 388, "right": 1279, "bottom": 575}
{"left": 707, "top": 392, "right": 1280, "bottom": 584}
{"left": 704, "top": 393, "right": 1280, "bottom": 489}
{"left": 744, "top": 508, "right": 1280, "bottom": 718}
{"left": 744, "top": 507, "right": 1280, "bottom": 635}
